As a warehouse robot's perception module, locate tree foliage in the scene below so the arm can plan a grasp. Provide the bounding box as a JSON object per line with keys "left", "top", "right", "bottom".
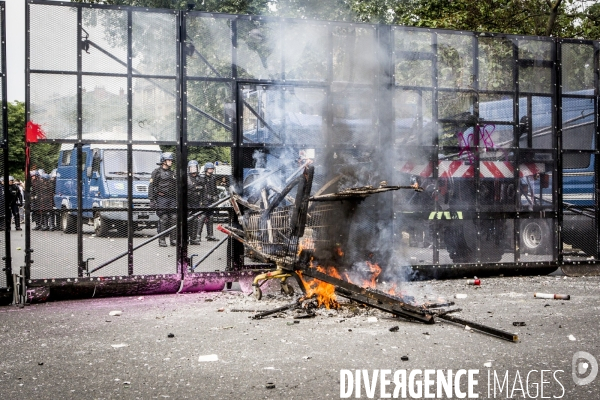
{"left": 79, "top": 0, "right": 600, "bottom": 40}
{"left": 354, "top": 0, "right": 600, "bottom": 39}
{"left": 7, "top": 101, "right": 26, "bottom": 179}
{"left": 6, "top": 101, "right": 60, "bottom": 180}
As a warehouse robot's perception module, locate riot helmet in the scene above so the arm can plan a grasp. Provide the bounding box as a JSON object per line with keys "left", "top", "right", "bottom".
{"left": 188, "top": 160, "right": 199, "bottom": 174}
{"left": 160, "top": 152, "right": 174, "bottom": 163}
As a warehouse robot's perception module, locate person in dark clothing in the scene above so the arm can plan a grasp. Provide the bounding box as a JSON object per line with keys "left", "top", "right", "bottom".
{"left": 38, "top": 173, "right": 55, "bottom": 231}
{"left": 30, "top": 170, "right": 43, "bottom": 230}
{"left": 187, "top": 160, "right": 203, "bottom": 245}
{"left": 48, "top": 169, "right": 60, "bottom": 230}
{"left": 7, "top": 176, "right": 23, "bottom": 231}
{"left": 149, "top": 152, "right": 177, "bottom": 247}
{"left": 197, "top": 162, "right": 219, "bottom": 241}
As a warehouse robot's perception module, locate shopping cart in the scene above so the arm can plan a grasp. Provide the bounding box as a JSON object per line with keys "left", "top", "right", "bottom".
{"left": 218, "top": 165, "right": 323, "bottom": 299}
{"left": 217, "top": 165, "right": 422, "bottom": 299}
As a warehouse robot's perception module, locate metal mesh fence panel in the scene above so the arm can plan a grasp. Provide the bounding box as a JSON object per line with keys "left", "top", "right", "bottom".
{"left": 394, "top": 29, "right": 433, "bottom": 88}
{"left": 332, "top": 25, "right": 377, "bottom": 84}
{"left": 187, "top": 80, "right": 233, "bottom": 142}
{"left": 132, "top": 77, "right": 178, "bottom": 141}
{"left": 478, "top": 37, "right": 514, "bottom": 92}
{"left": 393, "top": 89, "right": 433, "bottom": 146}
{"left": 558, "top": 41, "right": 597, "bottom": 260}
{"left": 562, "top": 154, "right": 597, "bottom": 259}
{"left": 81, "top": 8, "right": 128, "bottom": 74}
{"left": 519, "top": 39, "right": 553, "bottom": 94}
{"left": 29, "top": 4, "right": 77, "bottom": 72}
{"left": 186, "top": 146, "right": 232, "bottom": 272}
{"left": 0, "top": 1, "right": 4, "bottom": 287}
{"left": 283, "top": 22, "right": 328, "bottom": 82}
{"left": 330, "top": 85, "right": 376, "bottom": 146}
{"left": 0, "top": 157, "right": 6, "bottom": 288}
{"left": 82, "top": 77, "right": 128, "bottom": 137}
{"left": 132, "top": 11, "right": 178, "bottom": 77}
{"left": 239, "top": 84, "right": 326, "bottom": 146}
{"left": 561, "top": 42, "right": 594, "bottom": 94}
{"left": 236, "top": 18, "right": 282, "bottom": 81}
{"left": 185, "top": 15, "right": 232, "bottom": 79}
{"left": 25, "top": 1, "right": 600, "bottom": 286}
{"left": 29, "top": 143, "right": 79, "bottom": 279}
{"left": 29, "top": 74, "right": 78, "bottom": 140}
{"left": 562, "top": 96, "right": 595, "bottom": 150}
{"left": 437, "top": 33, "right": 475, "bottom": 89}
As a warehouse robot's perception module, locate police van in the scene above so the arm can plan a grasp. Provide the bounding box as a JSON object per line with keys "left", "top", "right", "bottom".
{"left": 54, "top": 134, "right": 162, "bottom": 236}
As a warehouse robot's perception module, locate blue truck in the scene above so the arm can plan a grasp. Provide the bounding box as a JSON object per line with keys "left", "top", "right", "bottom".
{"left": 54, "top": 139, "right": 162, "bottom": 236}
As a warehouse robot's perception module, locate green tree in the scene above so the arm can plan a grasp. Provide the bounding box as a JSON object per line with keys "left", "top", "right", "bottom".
{"left": 7, "top": 101, "right": 25, "bottom": 180}
{"left": 80, "top": 0, "right": 600, "bottom": 40}
{"left": 7, "top": 101, "right": 60, "bottom": 180}
{"left": 81, "top": 0, "right": 270, "bottom": 15}
{"left": 351, "top": 0, "right": 600, "bottom": 40}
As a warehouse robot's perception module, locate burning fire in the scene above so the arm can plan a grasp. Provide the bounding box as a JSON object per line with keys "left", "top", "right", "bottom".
{"left": 362, "top": 261, "right": 381, "bottom": 289}
{"left": 297, "top": 256, "right": 386, "bottom": 309}
{"left": 388, "top": 283, "right": 397, "bottom": 295}
{"left": 296, "top": 246, "right": 407, "bottom": 309}
{"left": 297, "top": 266, "right": 340, "bottom": 309}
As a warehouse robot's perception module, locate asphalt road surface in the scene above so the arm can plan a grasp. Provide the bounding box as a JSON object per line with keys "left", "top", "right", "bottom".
{"left": 7, "top": 226, "right": 231, "bottom": 280}
{"left": 0, "top": 272, "right": 599, "bottom": 400}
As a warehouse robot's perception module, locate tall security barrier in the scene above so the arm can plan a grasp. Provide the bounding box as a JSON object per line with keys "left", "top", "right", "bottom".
{"left": 19, "top": 0, "right": 600, "bottom": 301}
{"left": 1, "top": 1, "right": 10, "bottom": 294}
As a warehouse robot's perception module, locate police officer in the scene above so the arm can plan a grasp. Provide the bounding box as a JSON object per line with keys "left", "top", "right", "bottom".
{"left": 7, "top": 176, "right": 23, "bottom": 231}
{"left": 149, "top": 152, "right": 177, "bottom": 247}
{"left": 30, "top": 170, "right": 42, "bottom": 230}
{"left": 197, "top": 162, "right": 218, "bottom": 241}
{"left": 39, "top": 173, "right": 55, "bottom": 231}
{"left": 187, "top": 160, "right": 202, "bottom": 245}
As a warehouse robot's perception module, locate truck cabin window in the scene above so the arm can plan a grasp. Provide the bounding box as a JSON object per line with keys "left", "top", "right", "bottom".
{"left": 92, "top": 151, "right": 101, "bottom": 173}
{"left": 61, "top": 150, "right": 72, "bottom": 166}
{"left": 103, "top": 150, "right": 160, "bottom": 178}
{"left": 563, "top": 153, "right": 591, "bottom": 170}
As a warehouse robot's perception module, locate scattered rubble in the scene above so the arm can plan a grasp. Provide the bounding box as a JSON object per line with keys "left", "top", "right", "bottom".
{"left": 534, "top": 292, "right": 570, "bottom": 300}
{"left": 198, "top": 354, "right": 218, "bottom": 362}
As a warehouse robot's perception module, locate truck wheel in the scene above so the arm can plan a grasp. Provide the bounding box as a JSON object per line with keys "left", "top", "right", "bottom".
{"left": 520, "top": 219, "right": 551, "bottom": 255}
{"left": 94, "top": 212, "right": 110, "bottom": 237}
{"left": 61, "top": 210, "right": 77, "bottom": 234}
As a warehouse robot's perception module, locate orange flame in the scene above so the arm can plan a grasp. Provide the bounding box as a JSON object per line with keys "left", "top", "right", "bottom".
{"left": 362, "top": 261, "right": 381, "bottom": 289}
{"left": 388, "top": 283, "right": 397, "bottom": 296}
{"left": 298, "top": 265, "right": 340, "bottom": 309}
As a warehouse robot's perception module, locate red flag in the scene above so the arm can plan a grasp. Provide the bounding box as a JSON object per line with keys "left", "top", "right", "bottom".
{"left": 26, "top": 121, "right": 46, "bottom": 143}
